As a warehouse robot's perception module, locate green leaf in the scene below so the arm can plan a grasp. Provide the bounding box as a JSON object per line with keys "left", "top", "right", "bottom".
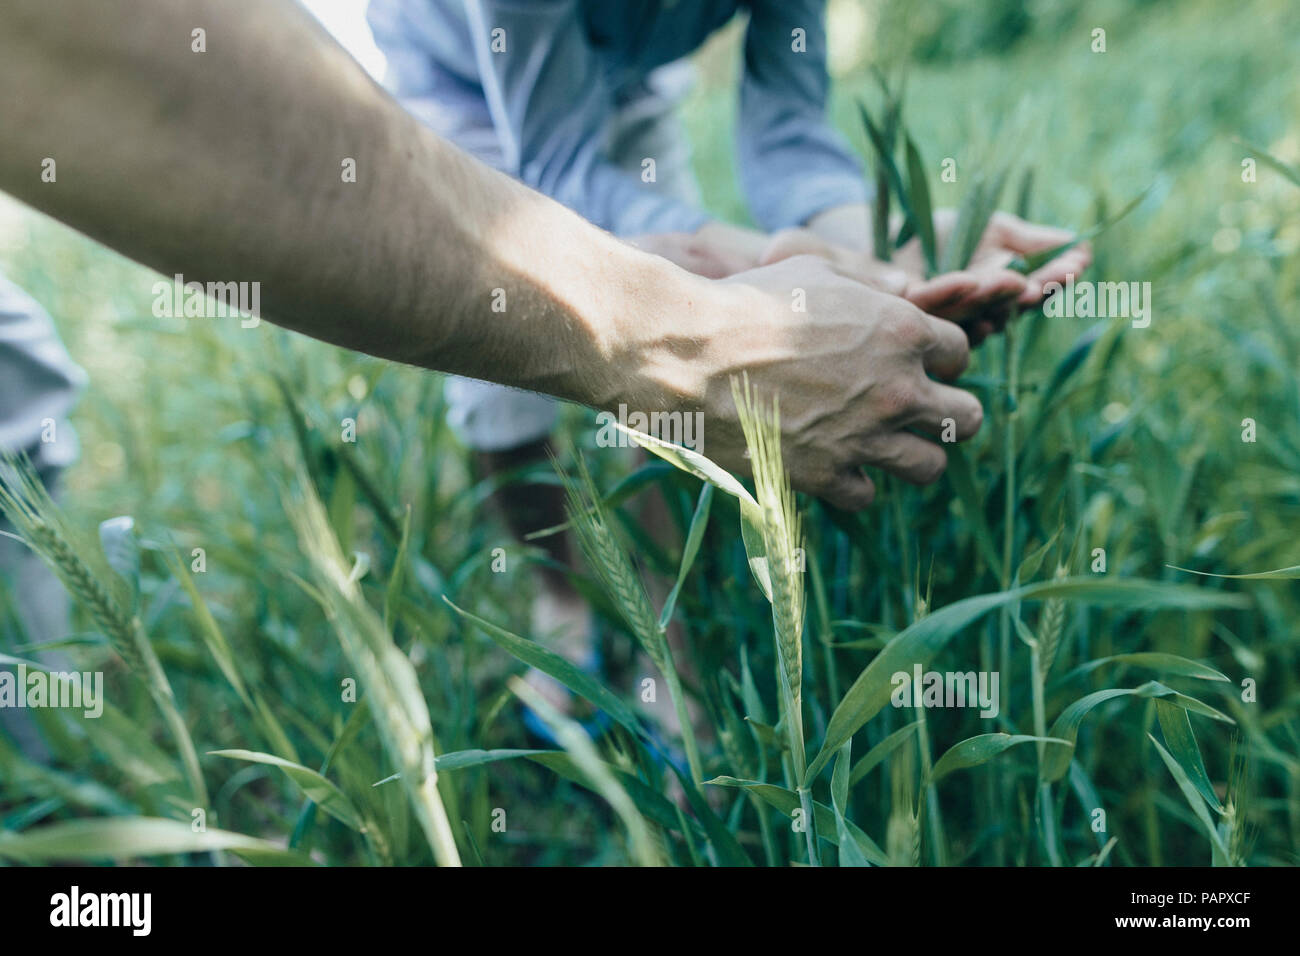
{"left": 658, "top": 482, "right": 714, "bottom": 630}
{"left": 1154, "top": 700, "right": 1224, "bottom": 812}
{"left": 849, "top": 721, "right": 920, "bottom": 787}
{"left": 527, "top": 752, "right": 749, "bottom": 864}
{"left": 612, "top": 421, "right": 772, "bottom": 600}
{"left": 0, "top": 817, "right": 315, "bottom": 865}
{"left": 435, "top": 748, "right": 551, "bottom": 772}
{"left": 439, "top": 751, "right": 676, "bottom": 836}
{"left": 939, "top": 176, "right": 983, "bottom": 273}
{"left": 672, "top": 763, "right": 755, "bottom": 867}
{"left": 1167, "top": 563, "right": 1300, "bottom": 580}
{"left": 945, "top": 445, "right": 1001, "bottom": 572}
{"left": 831, "top": 740, "right": 852, "bottom": 813}
{"left": 167, "top": 550, "right": 247, "bottom": 704}
{"left": 166, "top": 550, "right": 299, "bottom": 763}
{"left": 903, "top": 132, "right": 937, "bottom": 275}
{"left": 831, "top": 742, "right": 870, "bottom": 866}
{"left": 1040, "top": 682, "right": 1233, "bottom": 783}
{"left": 523, "top": 461, "right": 676, "bottom": 541}
{"left": 210, "top": 749, "right": 365, "bottom": 831}
{"left": 509, "top": 678, "right": 659, "bottom": 866}
{"left": 1065, "top": 652, "right": 1229, "bottom": 683}
{"left": 1148, "top": 735, "right": 1230, "bottom": 859}
{"left": 1016, "top": 526, "right": 1061, "bottom": 585}
{"left": 807, "top": 577, "right": 1244, "bottom": 784}
{"left": 940, "top": 169, "right": 1008, "bottom": 272}
{"left": 373, "top": 748, "right": 560, "bottom": 785}
{"left": 384, "top": 506, "right": 413, "bottom": 633}
{"left": 930, "top": 734, "right": 1066, "bottom": 783}
{"left": 859, "top": 102, "right": 914, "bottom": 228}
{"left": 444, "top": 597, "right": 644, "bottom": 740}
{"left": 706, "top": 776, "right": 886, "bottom": 865}
{"left": 1015, "top": 166, "right": 1035, "bottom": 219}
{"left": 613, "top": 422, "right": 754, "bottom": 506}
{"left": 1068, "top": 760, "right": 1110, "bottom": 851}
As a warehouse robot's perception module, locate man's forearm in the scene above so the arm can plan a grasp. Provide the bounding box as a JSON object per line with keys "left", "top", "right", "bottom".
{"left": 0, "top": 0, "right": 696, "bottom": 409}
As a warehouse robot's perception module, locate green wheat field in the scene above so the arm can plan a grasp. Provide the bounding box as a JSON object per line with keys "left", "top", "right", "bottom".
{"left": 1, "top": 0, "right": 1298, "bottom": 866}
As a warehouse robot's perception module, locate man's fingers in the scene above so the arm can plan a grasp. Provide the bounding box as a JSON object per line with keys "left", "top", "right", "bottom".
{"left": 905, "top": 272, "right": 980, "bottom": 316}
{"left": 908, "top": 379, "right": 984, "bottom": 441}
{"left": 986, "top": 211, "right": 1095, "bottom": 306}
{"left": 817, "top": 467, "right": 876, "bottom": 511}
{"left": 948, "top": 269, "right": 1026, "bottom": 322}
{"left": 1026, "top": 243, "right": 1093, "bottom": 293}
{"left": 991, "top": 211, "right": 1076, "bottom": 254}
{"left": 919, "top": 311, "right": 971, "bottom": 381}
{"left": 860, "top": 433, "right": 949, "bottom": 486}
{"left": 972, "top": 268, "right": 1029, "bottom": 305}
{"left": 909, "top": 268, "right": 1028, "bottom": 322}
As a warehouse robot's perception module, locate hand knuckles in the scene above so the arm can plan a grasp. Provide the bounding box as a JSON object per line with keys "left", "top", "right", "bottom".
{"left": 876, "top": 380, "right": 920, "bottom": 419}
{"left": 887, "top": 310, "right": 934, "bottom": 350}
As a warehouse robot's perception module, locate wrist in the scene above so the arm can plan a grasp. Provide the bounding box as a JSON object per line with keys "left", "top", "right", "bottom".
{"left": 599, "top": 246, "right": 725, "bottom": 415}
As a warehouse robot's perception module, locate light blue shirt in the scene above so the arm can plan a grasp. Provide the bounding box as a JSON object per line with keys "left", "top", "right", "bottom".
{"left": 0, "top": 275, "right": 83, "bottom": 469}
{"left": 366, "top": 0, "right": 868, "bottom": 235}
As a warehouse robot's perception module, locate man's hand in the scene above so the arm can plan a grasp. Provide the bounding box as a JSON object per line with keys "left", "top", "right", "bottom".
{"left": 616, "top": 255, "right": 984, "bottom": 509}
{"left": 758, "top": 228, "right": 1027, "bottom": 344}
{"left": 894, "top": 209, "right": 1092, "bottom": 341}
{"left": 802, "top": 204, "right": 1094, "bottom": 344}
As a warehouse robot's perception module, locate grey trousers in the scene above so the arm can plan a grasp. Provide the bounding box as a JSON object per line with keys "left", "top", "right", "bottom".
{"left": 0, "top": 475, "right": 73, "bottom": 763}
{"left": 0, "top": 272, "right": 81, "bottom": 761}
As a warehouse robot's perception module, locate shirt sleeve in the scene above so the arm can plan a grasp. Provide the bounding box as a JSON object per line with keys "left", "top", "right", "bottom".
{"left": 0, "top": 275, "right": 85, "bottom": 467}
{"left": 737, "top": 0, "right": 870, "bottom": 231}
{"left": 461, "top": 0, "right": 710, "bottom": 235}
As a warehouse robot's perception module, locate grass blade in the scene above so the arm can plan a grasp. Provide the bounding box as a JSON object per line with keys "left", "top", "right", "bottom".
{"left": 1148, "top": 735, "right": 1231, "bottom": 860}
{"left": 1040, "top": 682, "right": 1233, "bottom": 783}
{"left": 658, "top": 482, "right": 714, "bottom": 630}
{"left": 211, "top": 749, "right": 365, "bottom": 831}
{"left": 849, "top": 721, "right": 921, "bottom": 787}
{"left": 1154, "top": 699, "right": 1224, "bottom": 812}
{"left": 510, "top": 677, "right": 661, "bottom": 866}
{"left": 903, "top": 132, "right": 937, "bottom": 275}
{"left": 444, "top": 597, "right": 644, "bottom": 738}
{"left": 807, "top": 577, "right": 1245, "bottom": 784}
{"left": 0, "top": 817, "right": 313, "bottom": 865}
{"left": 930, "top": 734, "right": 1066, "bottom": 784}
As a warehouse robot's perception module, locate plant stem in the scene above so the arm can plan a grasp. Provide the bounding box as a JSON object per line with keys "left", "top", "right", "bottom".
{"left": 912, "top": 703, "right": 946, "bottom": 865}
{"left": 132, "top": 617, "right": 208, "bottom": 811}
{"left": 996, "top": 325, "right": 1020, "bottom": 863}
{"left": 660, "top": 644, "right": 704, "bottom": 785}
{"left": 1030, "top": 642, "right": 1062, "bottom": 865}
